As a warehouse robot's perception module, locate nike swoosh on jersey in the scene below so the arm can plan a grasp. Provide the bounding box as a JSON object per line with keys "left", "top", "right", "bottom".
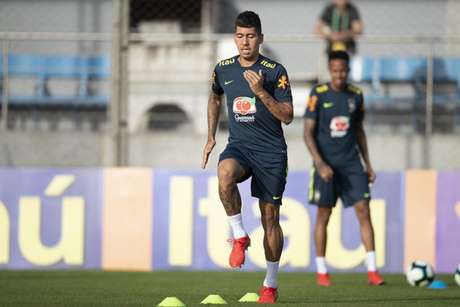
{"left": 323, "top": 102, "right": 334, "bottom": 108}
{"left": 224, "top": 80, "right": 234, "bottom": 85}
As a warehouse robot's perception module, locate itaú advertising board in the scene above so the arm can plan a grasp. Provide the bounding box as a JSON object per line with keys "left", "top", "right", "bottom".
{"left": 0, "top": 169, "right": 458, "bottom": 273}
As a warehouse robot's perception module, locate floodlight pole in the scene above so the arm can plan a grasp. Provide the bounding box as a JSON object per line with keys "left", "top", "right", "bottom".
{"left": 110, "top": 0, "right": 130, "bottom": 166}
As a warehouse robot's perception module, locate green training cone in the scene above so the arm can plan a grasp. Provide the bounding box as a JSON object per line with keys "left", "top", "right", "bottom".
{"left": 157, "top": 296, "right": 186, "bottom": 307}
{"left": 200, "top": 294, "right": 227, "bottom": 304}
{"left": 238, "top": 292, "right": 259, "bottom": 302}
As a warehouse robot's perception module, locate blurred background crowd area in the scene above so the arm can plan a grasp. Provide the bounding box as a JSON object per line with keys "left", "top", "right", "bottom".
{"left": 0, "top": 0, "right": 459, "bottom": 170}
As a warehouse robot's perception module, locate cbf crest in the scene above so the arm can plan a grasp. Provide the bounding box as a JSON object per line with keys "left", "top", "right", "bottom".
{"left": 348, "top": 98, "right": 356, "bottom": 113}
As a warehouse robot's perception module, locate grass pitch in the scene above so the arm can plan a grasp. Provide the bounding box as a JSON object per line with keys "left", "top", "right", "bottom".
{"left": 0, "top": 271, "right": 459, "bottom": 306}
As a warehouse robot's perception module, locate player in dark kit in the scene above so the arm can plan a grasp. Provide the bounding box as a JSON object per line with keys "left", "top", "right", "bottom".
{"left": 303, "top": 50, "right": 384, "bottom": 287}
{"left": 201, "top": 11, "right": 293, "bottom": 304}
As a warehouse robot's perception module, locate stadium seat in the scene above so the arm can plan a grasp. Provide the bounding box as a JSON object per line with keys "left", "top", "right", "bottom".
{"left": 377, "top": 57, "right": 427, "bottom": 83}
{"left": 0, "top": 53, "right": 110, "bottom": 107}
{"left": 350, "top": 56, "right": 377, "bottom": 84}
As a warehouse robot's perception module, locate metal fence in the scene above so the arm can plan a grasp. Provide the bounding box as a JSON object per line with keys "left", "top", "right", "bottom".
{"left": 0, "top": 0, "right": 460, "bottom": 169}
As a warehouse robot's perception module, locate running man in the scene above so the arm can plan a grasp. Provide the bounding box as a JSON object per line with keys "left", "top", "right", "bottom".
{"left": 303, "top": 50, "right": 384, "bottom": 287}
{"left": 201, "top": 11, "right": 293, "bottom": 304}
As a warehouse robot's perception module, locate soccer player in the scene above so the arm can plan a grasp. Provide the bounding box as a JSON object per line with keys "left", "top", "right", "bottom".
{"left": 303, "top": 50, "right": 384, "bottom": 287}
{"left": 314, "top": 0, "right": 363, "bottom": 55}
{"left": 201, "top": 11, "right": 293, "bottom": 304}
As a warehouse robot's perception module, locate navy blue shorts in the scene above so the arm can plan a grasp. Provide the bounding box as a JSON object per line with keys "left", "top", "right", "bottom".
{"left": 308, "top": 159, "right": 370, "bottom": 208}
{"left": 219, "top": 144, "right": 288, "bottom": 205}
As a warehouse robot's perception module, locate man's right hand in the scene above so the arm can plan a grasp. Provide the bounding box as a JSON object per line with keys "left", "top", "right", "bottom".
{"left": 201, "top": 139, "right": 216, "bottom": 169}
{"left": 316, "top": 160, "right": 334, "bottom": 182}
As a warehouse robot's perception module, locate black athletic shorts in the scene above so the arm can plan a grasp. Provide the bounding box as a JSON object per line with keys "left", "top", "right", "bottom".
{"left": 308, "top": 158, "right": 370, "bottom": 208}
{"left": 219, "top": 143, "right": 288, "bottom": 205}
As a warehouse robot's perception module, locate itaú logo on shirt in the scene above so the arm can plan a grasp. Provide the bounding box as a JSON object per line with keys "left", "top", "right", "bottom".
{"left": 330, "top": 116, "right": 350, "bottom": 138}
{"left": 233, "top": 96, "right": 256, "bottom": 115}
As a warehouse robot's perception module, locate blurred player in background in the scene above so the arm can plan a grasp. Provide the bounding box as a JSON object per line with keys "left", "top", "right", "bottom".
{"left": 201, "top": 11, "right": 293, "bottom": 304}
{"left": 303, "top": 50, "right": 384, "bottom": 287}
{"left": 315, "top": 0, "right": 363, "bottom": 55}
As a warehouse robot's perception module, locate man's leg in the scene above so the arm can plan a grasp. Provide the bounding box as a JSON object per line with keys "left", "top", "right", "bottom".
{"left": 354, "top": 200, "right": 384, "bottom": 285}
{"left": 218, "top": 158, "right": 247, "bottom": 216}
{"left": 218, "top": 159, "right": 251, "bottom": 268}
{"left": 260, "top": 201, "right": 283, "bottom": 262}
{"left": 258, "top": 201, "right": 283, "bottom": 303}
{"left": 315, "top": 207, "right": 332, "bottom": 286}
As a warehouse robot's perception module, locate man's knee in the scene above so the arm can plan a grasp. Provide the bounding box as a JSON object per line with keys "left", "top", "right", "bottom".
{"left": 218, "top": 166, "right": 238, "bottom": 190}
{"left": 316, "top": 207, "right": 332, "bottom": 225}
{"left": 260, "top": 203, "right": 280, "bottom": 228}
{"left": 354, "top": 201, "right": 371, "bottom": 222}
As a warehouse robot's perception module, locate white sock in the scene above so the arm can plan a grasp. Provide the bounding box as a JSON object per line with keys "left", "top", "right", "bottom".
{"left": 316, "top": 257, "right": 328, "bottom": 274}
{"left": 263, "top": 261, "right": 279, "bottom": 288}
{"left": 228, "top": 213, "right": 247, "bottom": 239}
{"left": 366, "top": 251, "right": 377, "bottom": 271}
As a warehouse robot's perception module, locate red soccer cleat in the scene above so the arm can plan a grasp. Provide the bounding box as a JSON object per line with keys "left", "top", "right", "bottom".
{"left": 257, "top": 286, "right": 278, "bottom": 304}
{"left": 316, "top": 273, "right": 332, "bottom": 286}
{"left": 368, "top": 271, "right": 385, "bottom": 286}
{"left": 228, "top": 236, "right": 250, "bottom": 268}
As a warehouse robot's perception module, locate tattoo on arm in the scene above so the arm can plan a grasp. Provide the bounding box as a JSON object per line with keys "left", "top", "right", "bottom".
{"left": 207, "top": 93, "right": 222, "bottom": 141}
{"left": 257, "top": 90, "right": 293, "bottom": 124}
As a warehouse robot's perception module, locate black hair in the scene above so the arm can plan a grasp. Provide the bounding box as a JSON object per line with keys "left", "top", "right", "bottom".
{"left": 328, "top": 50, "right": 350, "bottom": 65}
{"left": 235, "top": 11, "right": 262, "bottom": 34}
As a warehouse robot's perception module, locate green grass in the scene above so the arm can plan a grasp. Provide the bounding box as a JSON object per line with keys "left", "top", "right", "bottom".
{"left": 0, "top": 271, "right": 459, "bottom": 306}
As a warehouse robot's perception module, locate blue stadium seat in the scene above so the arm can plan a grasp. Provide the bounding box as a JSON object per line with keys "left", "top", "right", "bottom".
{"left": 434, "top": 58, "right": 460, "bottom": 84}
{"left": 350, "top": 56, "right": 377, "bottom": 83}
{"left": 0, "top": 53, "right": 110, "bottom": 107}
{"left": 377, "top": 57, "right": 427, "bottom": 83}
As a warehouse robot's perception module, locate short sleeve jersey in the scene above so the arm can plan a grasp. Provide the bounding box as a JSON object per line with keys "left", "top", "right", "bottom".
{"left": 320, "top": 2, "right": 361, "bottom": 53}
{"left": 304, "top": 83, "right": 365, "bottom": 166}
{"left": 211, "top": 54, "right": 293, "bottom": 154}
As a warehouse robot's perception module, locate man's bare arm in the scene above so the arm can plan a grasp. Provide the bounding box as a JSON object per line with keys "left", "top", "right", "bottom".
{"left": 315, "top": 19, "right": 363, "bottom": 41}
{"left": 201, "top": 92, "right": 223, "bottom": 169}
{"left": 243, "top": 70, "right": 293, "bottom": 124}
{"left": 356, "top": 120, "right": 376, "bottom": 183}
{"left": 303, "top": 118, "right": 333, "bottom": 181}
{"left": 257, "top": 91, "right": 293, "bottom": 124}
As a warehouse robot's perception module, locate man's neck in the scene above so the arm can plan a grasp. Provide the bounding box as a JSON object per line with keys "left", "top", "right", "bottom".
{"left": 238, "top": 54, "right": 260, "bottom": 67}
{"left": 330, "top": 82, "right": 346, "bottom": 92}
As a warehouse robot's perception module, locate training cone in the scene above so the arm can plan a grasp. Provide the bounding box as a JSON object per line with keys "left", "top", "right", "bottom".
{"left": 428, "top": 280, "right": 448, "bottom": 289}
{"left": 238, "top": 292, "right": 259, "bottom": 302}
{"left": 200, "top": 294, "right": 227, "bottom": 304}
{"left": 157, "top": 296, "right": 186, "bottom": 307}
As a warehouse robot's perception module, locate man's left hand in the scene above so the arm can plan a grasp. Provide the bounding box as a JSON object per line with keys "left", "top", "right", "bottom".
{"left": 367, "top": 167, "right": 376, "bottom": 184}
{"left": 243, "top": 69, "right": 264, "bottom": 97}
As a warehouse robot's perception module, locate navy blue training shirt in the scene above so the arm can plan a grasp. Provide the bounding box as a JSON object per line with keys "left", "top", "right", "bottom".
{"left": 304, "top": 83, "right": 365, "bottom": 166}
{"left": 211, "top": 54, "right": 293, "bottom": 154}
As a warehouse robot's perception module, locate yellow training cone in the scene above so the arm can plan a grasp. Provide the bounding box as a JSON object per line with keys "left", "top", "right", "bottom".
{"left": 157, "top": 296, "right": 186, "bottom": 307}
{"left": 200, "top": 294, "right": 227, "bottom": 304}
{"left": 238, "top": 292, "right": 259, "bottom": 302}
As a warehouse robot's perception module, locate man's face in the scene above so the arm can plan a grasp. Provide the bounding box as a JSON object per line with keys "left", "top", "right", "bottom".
{"left": 329, "top": 59, "right": 349, "bottom": 89}
{"left": 234, "top": 26, "right": 263, "bottom": 60}
{"left": 333, "top": 0, "right": 348, "bottom": 9}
